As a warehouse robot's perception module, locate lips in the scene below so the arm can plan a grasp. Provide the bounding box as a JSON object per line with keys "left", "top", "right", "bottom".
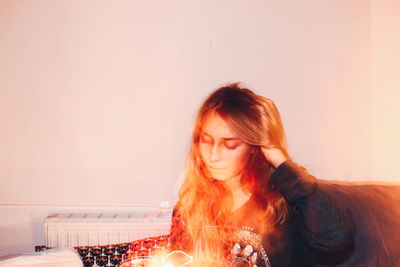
{"left": 209, "top": 166, "right": 223, "bottom": 171}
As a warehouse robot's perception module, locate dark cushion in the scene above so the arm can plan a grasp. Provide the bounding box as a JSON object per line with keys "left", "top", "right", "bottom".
{"left": 316, "top": 181, "right": 400, "bottom": 267}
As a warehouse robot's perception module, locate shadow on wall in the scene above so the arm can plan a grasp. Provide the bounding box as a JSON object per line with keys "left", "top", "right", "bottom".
{"left": 0, "top": 222, "right": 35, "bottom": 256}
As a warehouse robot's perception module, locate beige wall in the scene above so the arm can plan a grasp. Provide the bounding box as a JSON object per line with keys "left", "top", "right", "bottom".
{"left": 371, "top": 0, "right": 400, "bottom": 180}
{"left": 0, "top": 0, "right": 398, "bottom": 256}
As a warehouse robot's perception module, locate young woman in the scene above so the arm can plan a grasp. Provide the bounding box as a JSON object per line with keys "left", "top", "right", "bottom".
{"left": 169, "top": 83, "right": 356, "bottom": 267}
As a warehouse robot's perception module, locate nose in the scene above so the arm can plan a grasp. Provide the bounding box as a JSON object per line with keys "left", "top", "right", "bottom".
{"left": 209, "top": 144, "right": 221, "bottom": 162}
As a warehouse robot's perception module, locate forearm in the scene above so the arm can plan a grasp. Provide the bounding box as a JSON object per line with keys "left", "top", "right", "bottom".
{"left": 270, "top": 159, "right": 356, "bottom": 250}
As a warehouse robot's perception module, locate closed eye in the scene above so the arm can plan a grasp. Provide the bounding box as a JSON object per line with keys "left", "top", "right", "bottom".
{"left": 200, "top": 135, "right": 213, "bottom": 144}
{"left": 224, "top": 142, "right": 239, "bottom": 150}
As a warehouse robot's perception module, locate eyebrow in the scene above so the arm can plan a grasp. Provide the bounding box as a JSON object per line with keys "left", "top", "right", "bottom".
{"left": 201, "top": 131, "right": 240, "bottom": 141}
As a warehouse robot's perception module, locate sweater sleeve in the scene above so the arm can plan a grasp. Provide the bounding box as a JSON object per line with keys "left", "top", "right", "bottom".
{"left": 269, "top": 159, "right": 356, "bottom": 251}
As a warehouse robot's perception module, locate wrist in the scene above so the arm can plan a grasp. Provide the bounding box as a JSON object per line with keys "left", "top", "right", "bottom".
{"left": 272, "top": 156, "right": 288, "bottom": 169}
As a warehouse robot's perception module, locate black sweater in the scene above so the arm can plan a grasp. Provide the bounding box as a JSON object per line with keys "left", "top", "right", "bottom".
{"left": 170, "top": 159, "right": 356, "bottom": 266}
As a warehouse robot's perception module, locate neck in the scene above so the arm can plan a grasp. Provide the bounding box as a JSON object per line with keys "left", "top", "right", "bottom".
{"left": 223, "top": 173, "right": 250, "bottom": 197}
{"left": 222, "top": 174, "right": 251, "bottom": 213}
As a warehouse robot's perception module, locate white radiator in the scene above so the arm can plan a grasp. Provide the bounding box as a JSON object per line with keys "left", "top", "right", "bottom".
{"left": 44, "top": 203, "right": 172, "bottom": 248}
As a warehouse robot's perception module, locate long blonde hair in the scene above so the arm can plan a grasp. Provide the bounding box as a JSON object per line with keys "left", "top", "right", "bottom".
{"left": 174, "top": 82, "right": 290, "bottom": 266}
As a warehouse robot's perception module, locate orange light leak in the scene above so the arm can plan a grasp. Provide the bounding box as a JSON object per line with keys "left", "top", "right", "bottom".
{"left": 120, "top": 250, "right": 192, "bottom": 267}
{"left": 158, "top": 250, "right": 193, "bottom": 267}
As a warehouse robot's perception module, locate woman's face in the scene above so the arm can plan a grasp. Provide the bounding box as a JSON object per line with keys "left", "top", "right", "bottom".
{"left": 198, "top": 111, "right": 252, "bottom": 182}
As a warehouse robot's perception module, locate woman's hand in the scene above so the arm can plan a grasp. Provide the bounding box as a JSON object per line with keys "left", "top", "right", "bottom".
{"left": 260, "top": 145, "right": 288, "bottom": 169}
{"left": 255, "top": 95, "right": 289, "bottom": 169}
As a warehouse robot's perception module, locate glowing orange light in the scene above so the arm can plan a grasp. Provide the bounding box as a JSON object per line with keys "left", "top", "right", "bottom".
{"left": 159, "top": 250, "right": 193, "bottom": 267}
{"left": 120, "top": 250, "right": 193, "bottom": 267}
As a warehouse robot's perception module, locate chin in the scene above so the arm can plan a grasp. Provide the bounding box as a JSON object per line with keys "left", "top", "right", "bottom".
{"left": 209, "top": 172, "right": 230, "bottom": 181}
